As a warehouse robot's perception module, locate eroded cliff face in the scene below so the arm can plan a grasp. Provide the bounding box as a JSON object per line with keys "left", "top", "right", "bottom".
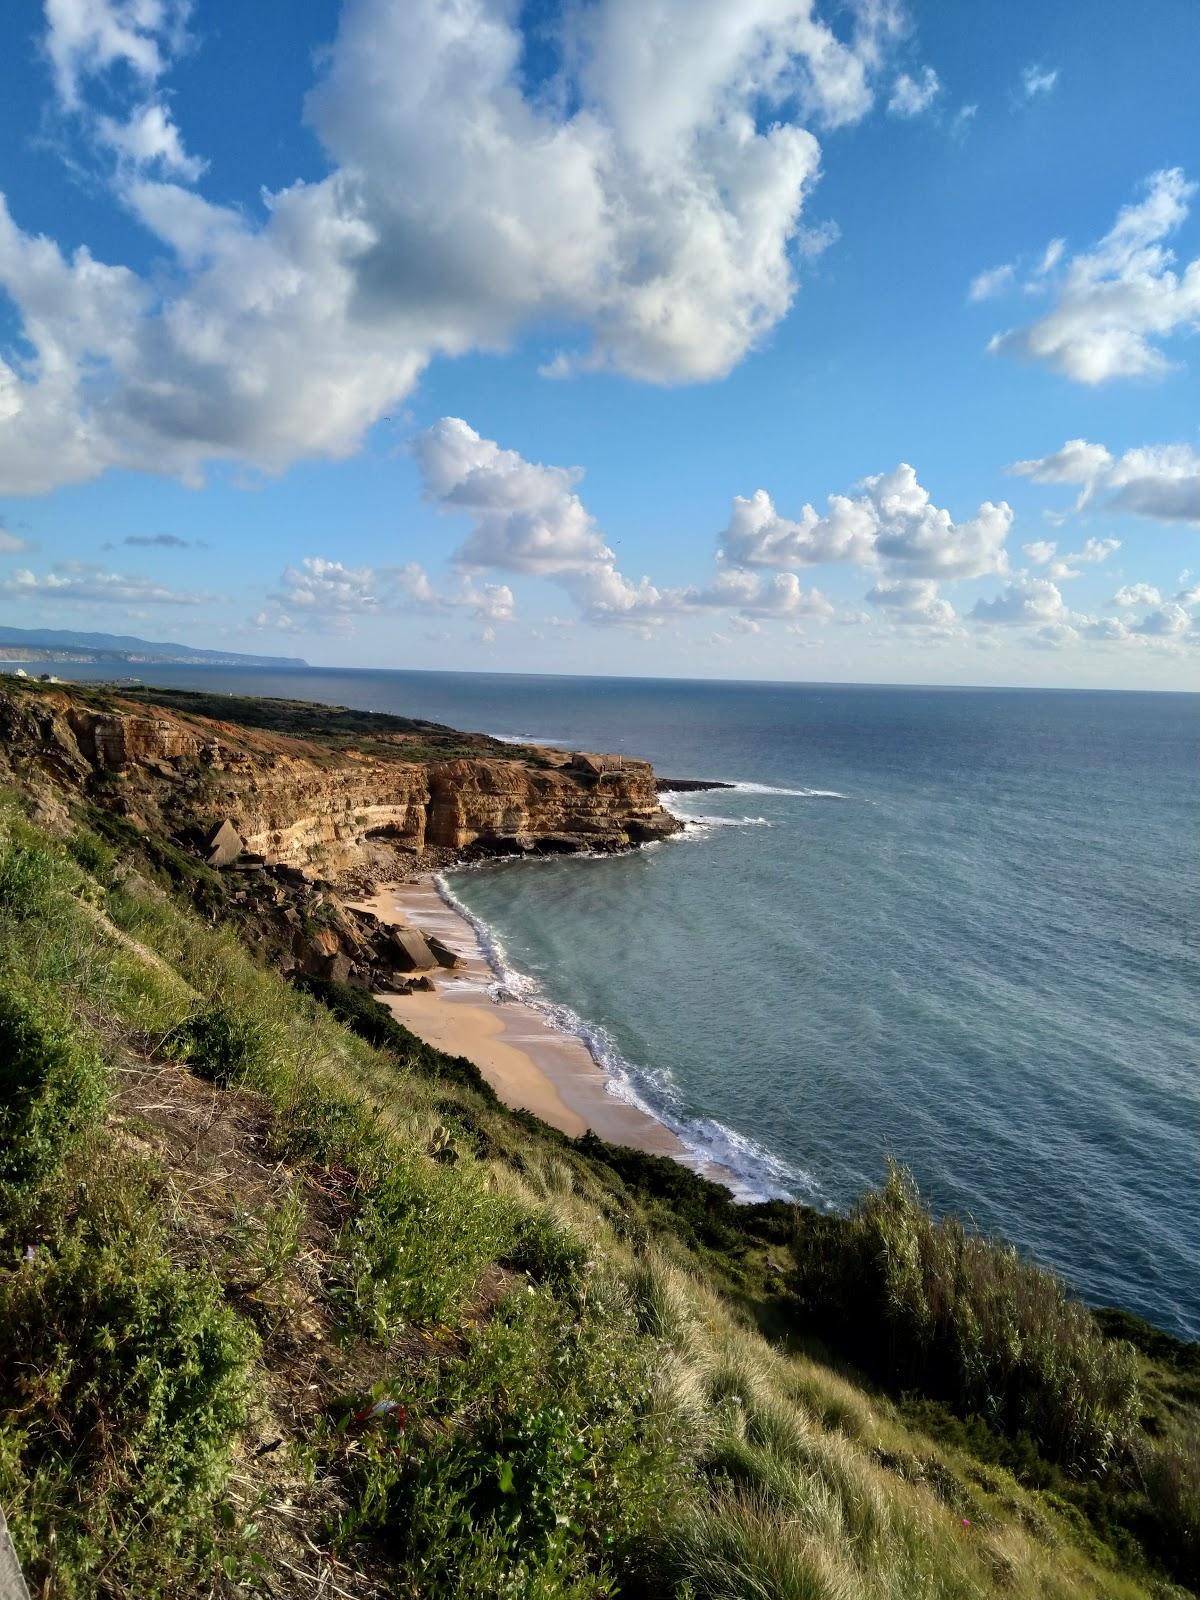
{"left": 0, "top": 682, "right": 679, "bottom": 874}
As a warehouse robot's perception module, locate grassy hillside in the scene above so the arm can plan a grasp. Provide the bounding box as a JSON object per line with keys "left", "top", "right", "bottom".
{"left": 0, "top": 792, "right": 1195, "bottom": 1598}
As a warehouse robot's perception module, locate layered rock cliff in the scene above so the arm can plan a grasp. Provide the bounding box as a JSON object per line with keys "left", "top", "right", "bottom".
{"left": 0, "top": 679, "right": 680, "bottom": 876}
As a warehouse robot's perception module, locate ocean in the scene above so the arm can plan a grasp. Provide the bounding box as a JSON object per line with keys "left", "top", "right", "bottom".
{"left": 28, "top": 663, "right": 1200, "bottom": 1339}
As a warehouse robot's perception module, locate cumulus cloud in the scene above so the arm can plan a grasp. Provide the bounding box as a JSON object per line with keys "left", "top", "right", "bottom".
{"left": 865, "top": 576, "right": 957, "bottom": 628}
{"left": 720, "top": 463, "right": 1011, "bottom": 579}
{"left": 0, "top": 527, "right": 31, "bottom": 553}
{"left": 44, "top": 0, "right": 189, "bottom": 107}
{"left": 1011, "top": 438, "right": 1115, "bottom": 487}
{"left": 1040, "top": 536, "right": 1119, "bottom": 580}
{"left": 1082, "top": 616, "right": 1130, "bottom": 642}
{"left": 1112, "top": 582, "right": 1162, "bottom": 608}
{"left": 987, "top": 168, "right": 1200, "bottom": 383}
{"left": 1010, "top": 435, "right": 1200, "bottom": 523}
{"left": 270, "top": 552, "right": 515, "bottom": 629}
{"left": 970, "top": 577, "right": 1068, "bottom": 625}
{"left": 1021, "top": 540, "right": 1057, "bottom": 565}
{"left": 0, "top": 560, "right": 207, "bottom": 604}
{"left": 411, "top": 417, "right": 841, "bottom": 630}
{"left": 1131, "top": 602, "right": 1191, "bottom": 637}
{"left": 1028, "top": 621, "right": 1078, "bottom": 650}
{"left": 0, "top": 0, "right": 913, "bottom": 494}
{"left": 887, "top": 66, "right": 940, "bottom": 118}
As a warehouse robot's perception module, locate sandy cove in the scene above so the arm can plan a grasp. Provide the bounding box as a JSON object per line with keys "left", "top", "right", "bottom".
{"left": 349, "top": 876, "right": 733, "bottom": 1186}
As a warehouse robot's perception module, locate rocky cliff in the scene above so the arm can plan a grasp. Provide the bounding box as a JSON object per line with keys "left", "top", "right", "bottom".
{"left": 0, "top": 679, "right": 680, "bottom": 876}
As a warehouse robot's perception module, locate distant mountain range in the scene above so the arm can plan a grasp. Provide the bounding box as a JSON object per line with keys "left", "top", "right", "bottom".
{"left": 0, "top": 625, "right": 307, "bottom": 669}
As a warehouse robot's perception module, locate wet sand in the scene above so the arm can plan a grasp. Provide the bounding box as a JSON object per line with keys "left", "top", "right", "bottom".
{"left": 349, "top": 878, "right": 732, "bottom": 1185}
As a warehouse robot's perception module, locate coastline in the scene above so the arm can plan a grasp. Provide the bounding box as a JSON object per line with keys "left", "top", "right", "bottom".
{"left": 349, "top": 875, "right": 738, "bottom": 1190}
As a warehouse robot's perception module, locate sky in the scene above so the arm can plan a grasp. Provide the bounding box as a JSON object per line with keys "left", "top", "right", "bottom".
{"left": 0, "top": 0, "right": 1198, "bottom": 689}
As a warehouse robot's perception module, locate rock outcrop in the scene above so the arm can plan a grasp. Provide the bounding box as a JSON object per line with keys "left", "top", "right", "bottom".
{"left": 0, "top": 680, "right": 681, "bottom": 877}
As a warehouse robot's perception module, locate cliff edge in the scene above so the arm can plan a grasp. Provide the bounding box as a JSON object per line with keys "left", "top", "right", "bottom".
{"left": 0, "top": 678, "right": 681, "bottom": 878}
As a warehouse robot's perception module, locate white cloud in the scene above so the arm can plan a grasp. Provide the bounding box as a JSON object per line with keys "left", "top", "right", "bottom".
{"left": 96, "top": 102, "right": 205, "bottom": 181}
{"left": 1082, "top": 616, "right": 1130, "bottom": 642}
{"left": 411, "top": 417, "right": 843, "bottom": 630}
{"left": 273, "top": 550, "right": 515, "bottom": 625}
{"left": 968, "top": 263, "right": 1014, "bottom": 302}
{"left": 1112, "top": 583, "right": 1162, "bottom": 608}
{"left": 0, "top": 560, "right": 207, "bottom": 604}
{"left": 1029, "top": 621, "right": 1078, "bottom": 649}
{"left": 737, "top": 572, "right": 834, "bottom": 619}
{"left": 0, "top": 527, "right": 31, "bottom": 553}
{"left": 987, "top": 168, "right": 1200, "bottom": 383}
{"left": 1022, "top": 539, "right": 1057, "bottom": 565}
{"left": 887, "top": 66, "right": 940, "bottom": 118}
{"left": 721, "top": 463, "right": 1011, "bottom": 579}
{"left": 1, "top": 0, "right": 915, "bottom": 494}
{"left": 1045, "top": 536, "right": 1119, "bottom": 580}
{"left": 1010, "top": 438, "right": 1115, "bottom": 486}
{"left": 970, "top": 577, "right": 1068, "bottom": 625}
{"left": 1034, "top": 238, "right": 1065, "bottom": 277}
{"left": 1132, "top": 602, "right": 1191, "bottom": 637}
{"left": 44, "top": 0, "right": 201, "bottom": 182}
{"left": 44, "top": 0, "right": 189, "bottom": 107}
{"left": 277, "top": 557, "right": 385, "bottom": 614}
{"left": 1009, "top": 435, "right": 1200, "bottom": 523}
{"left": 411, "top": 419, "right": 609, "bottom": 579}
{"left": 865, "top": 576, "right": 957, "bottom": 628}
{"left": 1020, "top": 63, "right": 1059, "bottom": 99}
{"left": 721, "top": 487, "right": 878, "bottom": 569}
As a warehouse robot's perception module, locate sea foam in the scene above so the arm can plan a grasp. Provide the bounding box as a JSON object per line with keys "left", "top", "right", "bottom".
{"left": 433, "top": 871, "right": 823, "bottom": 1205}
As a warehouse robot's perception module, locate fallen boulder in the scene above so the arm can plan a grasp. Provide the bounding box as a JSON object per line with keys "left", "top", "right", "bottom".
{"left": 425, "top": 933, "right": 463, "bottom": 970}
{"left": 205, "top": 818, "right": 244, "bottom": 868}
{"left": 384, "top": 925, "right": 438, "bottom": 972}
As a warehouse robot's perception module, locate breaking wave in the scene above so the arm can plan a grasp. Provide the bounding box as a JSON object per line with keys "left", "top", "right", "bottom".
{"left": 433, "top": 871, "right": 823, "bottom": 1206}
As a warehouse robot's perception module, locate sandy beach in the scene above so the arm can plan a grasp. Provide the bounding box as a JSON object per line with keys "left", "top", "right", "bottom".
{"left": 349, "top": 877, "right": 732, "bottom": 1185}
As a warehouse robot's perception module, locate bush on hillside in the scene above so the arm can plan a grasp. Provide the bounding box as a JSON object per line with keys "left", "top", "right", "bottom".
{"left": 0, "top": 989, "right": 107, "bottom": 1222}
{"left": 790, "top": 1162, "right": 1139, "bottom": 1474}
{"left": 0, "top": 1221, "right": 253, "bottom": 1596}
{"left": 332, "top": 1160, "right": 517, "bottom": 1336}
{"left": 166, "top": 1001, "right": 270, "bottom": 1088}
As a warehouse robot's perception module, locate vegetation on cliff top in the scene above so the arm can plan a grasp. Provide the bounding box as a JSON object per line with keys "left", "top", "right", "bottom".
{"left": 0, "top": 781, "right": 1197, "bottom": 1597}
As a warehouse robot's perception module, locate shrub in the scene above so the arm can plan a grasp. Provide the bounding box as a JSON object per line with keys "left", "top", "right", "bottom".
{"left": 333, "top": 1160, "right": 517, "bottom": 1336}
{"left": 501, "top": 1210, "right": 591, "bottom": 1292}
{"left": 1138, "top": 1427, "right": 1200, "bottom": 1587}
{"left": 790, "top": 1163, "right": 1140, "bottom": 1475}
{"left": 166, "top": 1001, "right": 269, "bottom": 1088}
{"left": 66, "top": 827, "right": 117, "bottom": 883}
{"left": 0, "top": 1221, "right": 254, "bottom": 1596}
{"left": 0, "top": 820, "right": 78, "bottom": 921}
{"left": 0, "top": 989, "right": 107, "bottom": 1223}
{"left": 341, "top": 1286, "right": 686, "bottom": 1597}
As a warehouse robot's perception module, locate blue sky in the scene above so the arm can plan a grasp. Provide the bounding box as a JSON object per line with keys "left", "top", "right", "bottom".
{"left": 0, "top": 0, "right": 1198, "bottom": 687}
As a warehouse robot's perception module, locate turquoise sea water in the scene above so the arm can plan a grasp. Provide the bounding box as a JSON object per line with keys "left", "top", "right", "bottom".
{"left": 32, "top": 664, "right": 1200, "bottom": 1338}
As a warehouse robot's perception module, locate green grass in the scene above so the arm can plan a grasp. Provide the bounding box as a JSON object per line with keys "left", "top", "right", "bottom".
{"left": 790, "top": 1162, "right": 1140, "bottom": 1475}
{"left": 0, "top": 791, "right": 1195, "bottom": 1600}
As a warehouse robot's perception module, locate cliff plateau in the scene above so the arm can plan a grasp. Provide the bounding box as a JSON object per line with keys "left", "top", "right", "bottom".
{"left": 0, "top": 678, "right": 681, "bottom": 877}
